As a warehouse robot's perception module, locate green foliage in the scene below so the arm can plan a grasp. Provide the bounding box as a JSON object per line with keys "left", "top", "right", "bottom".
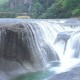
{"left": 32, "top": 2, "right": 43, "bottom": 18}
{"left": 40, "top": 4, "right": 56, "bottom": 18}
{"left": 72, "top": 9, "right": 80, "bottom": 16}
{"left": 32, "top": 0, "right": 55, "bottom": 18}
{"left": 0, "top": 0, "right": 9, "bottom": 5}
{"left": 0, "top": 0, "right": 79, "bottom": 18}
{"left": 0, "top": 12, "right": 16, "bottom": 18}
{"left": 40, "top": 0, "right": 80, "bottom": 18}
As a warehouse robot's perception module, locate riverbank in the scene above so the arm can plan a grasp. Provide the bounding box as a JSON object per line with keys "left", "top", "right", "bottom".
{"left": 50, "top": 67, "right": 80, "bottom": 80}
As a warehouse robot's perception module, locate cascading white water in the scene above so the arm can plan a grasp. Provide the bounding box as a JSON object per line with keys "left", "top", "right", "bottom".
{"left": 0, "top": 19, "right": 80, "bottom": 80}
{"left": 49, "top": 20, "right": 80, "bottom": 73}
{"left": 65, "top": 31, "right": 80, "bottom": 58}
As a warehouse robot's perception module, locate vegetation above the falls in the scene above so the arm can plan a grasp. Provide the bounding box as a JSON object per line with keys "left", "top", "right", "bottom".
{"left": 38, "top": 0, "right": 80, "bottom": 18}
{"left": 0, "top": 0, "right": 8, "bottom": 5}
{"left": 0, "top": 0, "right": 80, "bottom": 18}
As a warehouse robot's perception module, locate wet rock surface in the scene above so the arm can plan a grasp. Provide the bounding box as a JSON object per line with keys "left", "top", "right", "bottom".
{"left": 50, "top": 67, "right": 80, "bottom": 80}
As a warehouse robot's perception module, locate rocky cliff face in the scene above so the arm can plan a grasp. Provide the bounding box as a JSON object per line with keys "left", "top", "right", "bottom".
{"left": 9, "top": 0, "right": 33, "bottom": 9}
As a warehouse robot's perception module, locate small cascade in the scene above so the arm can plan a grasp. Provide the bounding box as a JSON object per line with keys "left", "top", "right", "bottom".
{"left": 65, "top": 31, "right": 80, "bottom": 58}
{"left": 53, "top": 31, "right": 71, "bottom": 60}
{"left": 50, "top": 25, "right": 80, "bottom": 73}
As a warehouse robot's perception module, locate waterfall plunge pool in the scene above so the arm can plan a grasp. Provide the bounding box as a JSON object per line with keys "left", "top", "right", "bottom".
{"left": 11, "top": 59, "right": 80, "bottom": 80}
{"left": 11, "top": 61, "right": 60, "bottom": 80}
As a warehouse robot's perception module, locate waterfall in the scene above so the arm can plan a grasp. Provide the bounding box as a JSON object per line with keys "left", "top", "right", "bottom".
{"left": 0, "top": 19, "right": 80, "bottom": 80}
{"left": 65, "top": 31, "right": 80, "bottom": 58}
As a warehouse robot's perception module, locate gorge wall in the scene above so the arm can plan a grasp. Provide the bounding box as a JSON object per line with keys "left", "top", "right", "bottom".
{"left": 9, "top": 0, "right": 33, "bottom": 9}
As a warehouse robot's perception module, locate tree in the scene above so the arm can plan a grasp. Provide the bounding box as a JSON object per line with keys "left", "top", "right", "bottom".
{"left": 32, "top": 2, "right": 43, "bottom": 18}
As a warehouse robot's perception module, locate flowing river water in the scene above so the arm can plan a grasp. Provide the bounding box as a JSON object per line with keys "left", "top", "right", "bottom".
{"left": 0, "top": 19, "right": 80, "bottom": 80}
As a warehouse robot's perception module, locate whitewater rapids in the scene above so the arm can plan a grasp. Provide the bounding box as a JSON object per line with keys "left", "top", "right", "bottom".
{"left": 0, "top": 19, "right": 80, "bottom": 80}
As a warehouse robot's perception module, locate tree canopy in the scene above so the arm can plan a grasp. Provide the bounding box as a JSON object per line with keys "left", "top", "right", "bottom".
{"left": 0, "top": 0, "right": 80, "bottom": 18}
